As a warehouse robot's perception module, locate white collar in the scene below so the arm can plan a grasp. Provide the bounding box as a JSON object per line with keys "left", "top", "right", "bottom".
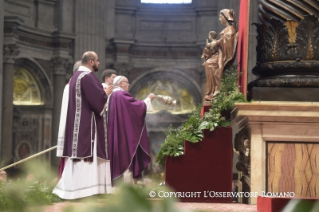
{"left": 78, "top": 66, "right": 92, "bottom": 72}
{"left": 113, "top": 86, "right": 124, "bottom": 92}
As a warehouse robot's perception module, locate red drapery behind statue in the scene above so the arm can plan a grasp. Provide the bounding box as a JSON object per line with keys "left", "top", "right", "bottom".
{"left": 237, "top": 0, "right": 250, "bottom": 98}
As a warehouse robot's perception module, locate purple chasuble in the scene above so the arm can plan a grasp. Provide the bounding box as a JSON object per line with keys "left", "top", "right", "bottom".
{"left": 62, "top": 71, "right": 108, "bottom": 160}
{"left": 107, "top": 91, "right": 151, "bottom": 181}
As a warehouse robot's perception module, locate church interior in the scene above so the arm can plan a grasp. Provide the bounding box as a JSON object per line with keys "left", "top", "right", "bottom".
{"left": 1, "top": 0, "right": 319, "bottom": 211}
{"left": 1, "top": 0, "right": 245, "bottom": 174}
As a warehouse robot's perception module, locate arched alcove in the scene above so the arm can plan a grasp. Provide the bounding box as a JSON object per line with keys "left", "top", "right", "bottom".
{"left": 130, "top": 68, "right": 202, "bottom": 114}
{"left": 13, "top": 66, "right": 44, "bottom": 105}
{"left": 12, "top": 58, "right": 53, "bottom": 168}
{"left": 14, "top": 58, "right": 52, "bottom": 106}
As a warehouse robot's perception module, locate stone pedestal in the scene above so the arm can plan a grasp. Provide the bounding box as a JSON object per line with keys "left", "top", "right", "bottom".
{"left": 251, "top": 87, "right": 319, "bottom": 102}
{"left": 232, "top": 101, "right": 319, "bottom": 204}
{"left": 165, "top": 127, "right": 233, "bottom": 203}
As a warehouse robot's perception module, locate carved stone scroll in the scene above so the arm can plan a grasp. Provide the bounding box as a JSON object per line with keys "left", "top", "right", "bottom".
{"left": 234, "top": 127, "right": 251, "bottom": 204}
{"left": 251, "top": 15, "right": 319, "bottom": 89}
{"left": 3, "top": 44, "right": 20, "bottom": 63}
{"left": 51, "top": 57, "right": 72, "bottom": 76}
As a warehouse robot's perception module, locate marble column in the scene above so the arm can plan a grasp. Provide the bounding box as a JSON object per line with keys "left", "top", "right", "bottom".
{"left": 1, "top": 44, "right": 19, "bottom": 165}
{"left": 51, "top": 57, "right": 71, "bottom": 166}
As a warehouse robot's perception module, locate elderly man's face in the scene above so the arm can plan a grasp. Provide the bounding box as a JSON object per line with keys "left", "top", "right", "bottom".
{"left": 119, "top": 78, "right": 130, "bottom": 92}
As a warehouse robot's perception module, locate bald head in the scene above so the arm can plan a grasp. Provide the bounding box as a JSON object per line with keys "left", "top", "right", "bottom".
{"left": 81, "top": 51, "right": 100, "bottom": 72}
{"left": 81, "top": 51, "right": 96, "bottom": 64}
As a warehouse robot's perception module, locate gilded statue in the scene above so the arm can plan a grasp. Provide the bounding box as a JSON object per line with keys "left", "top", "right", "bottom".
{"left": 202, "top": 9, "right": 238, "bottom": 101}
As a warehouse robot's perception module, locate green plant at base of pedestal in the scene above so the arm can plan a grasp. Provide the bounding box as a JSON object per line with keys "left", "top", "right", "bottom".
{"left": 155, "top": 65, "right": 247, "bottom": 166}
{"left": 200, "top": 65, "right": 246, "bottom": 130}
{"left": 0, "top": 180, "right": 60, "bottom": 211}
{"left": 155, "top": 104, "right": 203, "bottom": 166}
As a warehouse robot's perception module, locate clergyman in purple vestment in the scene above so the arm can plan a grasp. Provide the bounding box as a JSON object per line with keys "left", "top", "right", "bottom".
{"left": 106, "top": 76, "right": 154, "bottom": 184}
{"left": 53, "top": 51, "right": 114, "bottom": 199}
{"left": 57, "top": 60, "right": 81, "bottom": 179}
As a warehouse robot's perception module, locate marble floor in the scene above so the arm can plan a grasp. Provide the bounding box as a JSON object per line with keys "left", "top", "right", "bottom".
{"left": 40, "top": 201, "right": 258, "bottom": 212}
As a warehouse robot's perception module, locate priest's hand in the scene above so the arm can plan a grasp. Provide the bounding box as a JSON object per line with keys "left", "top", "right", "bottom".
{"left": 104, "top": 85, "right": 114, "bottom": 96}
{"left": 148, "top": 93, "right": 155, "bottom": 101}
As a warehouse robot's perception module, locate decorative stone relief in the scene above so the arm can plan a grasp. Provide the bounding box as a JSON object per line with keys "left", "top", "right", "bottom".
{"left": 251, "top": 15, "right": 319, "bottom": 88}
{"left": 3, "top": 44, "right": 19, "bottom": 63}
{"left": 51, "top": 57, "right": 72, "bottom": 75}
{"left": 112, "top": 62, "right": 132, "bottom": 76}
{"left": 259, "top": 0, "right": 319, "bottom": 24}
{"left": 234, "top": 128, "right": 251, "bottom": 204}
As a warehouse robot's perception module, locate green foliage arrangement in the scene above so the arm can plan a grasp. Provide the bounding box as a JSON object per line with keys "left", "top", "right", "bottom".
{"left": 24, "top": 181, "right": 60, "bottom": 206}
{"left": 155, "top": 105, "right": 203, "bottom": 166}
{"left": 0, "top": 180, "right": 60, "bottom": 211}
{"left": 200, "top": 65, "right": 246, "bottom": 131}
{"left": 62, "top": 184, "right": 180, "bottom": 212}
{"left": 156, "top": 65, "right": 246, "bottom": 165}
{"left": 0, "top": 160, "right": 61, "bottom": 211}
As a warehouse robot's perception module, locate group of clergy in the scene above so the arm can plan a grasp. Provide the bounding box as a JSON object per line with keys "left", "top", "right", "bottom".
{"left": 53, "top": 51, "right": 154, "bottom": 200}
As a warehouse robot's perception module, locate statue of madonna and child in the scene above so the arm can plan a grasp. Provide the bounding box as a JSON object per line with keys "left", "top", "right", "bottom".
{"left": 202, "top": 9, "right": 238, "bottom": 101}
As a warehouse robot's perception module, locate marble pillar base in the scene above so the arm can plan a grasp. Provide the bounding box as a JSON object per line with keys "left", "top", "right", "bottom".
{"left": 232, "top": 101, "right": 319, "bottom": 204}
{"left": 251, "top": 87, "right": 319, "bottom": 102}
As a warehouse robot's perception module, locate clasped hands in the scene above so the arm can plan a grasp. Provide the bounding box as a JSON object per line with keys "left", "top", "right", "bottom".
{"left": 104, "top": 85, "right": 114, "bottom": 96}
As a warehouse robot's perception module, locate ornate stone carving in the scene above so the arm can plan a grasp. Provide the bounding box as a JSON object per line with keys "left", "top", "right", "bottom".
{"left": 296, "top": 16, "right": 319, "bottom": 60}
{"left": 3, "top": 44, "right": 20, "bottom": 62}
{"left": 251, "top": 76, "right": 319, "bottom": 88}
{"left": 254, "top": 15, "right": 319, "bottom": 66}
{"left": 259, "top": 0, "right": 319, "bottom": 24}
{"left": 253, "top": 19, "right": 289, "bottom": 64}
{"left": 234, "top": 128, "right": 251, "bottom": 204}
{"left": 51, "top": 57, "right": 72, "bottom": 75}
{"left": 251, "top": 15, "right": 319, "bottom": 88}
{"left": 253, "top": 61, "right": 319, "bottom": 76}
{"left": 112, "top": 62, "right": 132, "bottom": 77}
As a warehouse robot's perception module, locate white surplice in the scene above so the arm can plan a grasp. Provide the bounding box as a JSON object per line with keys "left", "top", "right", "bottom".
{"left": 53, "top": 136, "right": 112, "bottom": 199}
{"left": 53, "top": 66, "right": 112, "bottom": 199}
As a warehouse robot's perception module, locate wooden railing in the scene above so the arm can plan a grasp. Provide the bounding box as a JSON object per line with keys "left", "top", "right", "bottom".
{"left": 0, "top": 146, "right": 57, "bottom": 172}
